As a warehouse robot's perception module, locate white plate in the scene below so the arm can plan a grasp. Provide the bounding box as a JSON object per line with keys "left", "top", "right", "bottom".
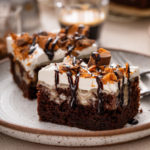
{"left": 0, "top": 49, "right": 150, "bottom": 147}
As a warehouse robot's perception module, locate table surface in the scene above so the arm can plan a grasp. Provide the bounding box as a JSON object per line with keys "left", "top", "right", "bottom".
{"left": 1, "top": 3, "right": 150, "bottom": 150}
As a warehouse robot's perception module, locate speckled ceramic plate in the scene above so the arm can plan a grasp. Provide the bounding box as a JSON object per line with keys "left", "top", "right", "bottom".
{"left": 0, "top": 49, "right": 150, "bottom": 147}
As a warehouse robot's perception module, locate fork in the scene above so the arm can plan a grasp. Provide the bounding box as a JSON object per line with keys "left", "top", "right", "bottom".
{"left": 112, "top": 52, "right": 150, "bottom": 98}
{"left": 112, "top": 52, "right": 150, "bottom": 76}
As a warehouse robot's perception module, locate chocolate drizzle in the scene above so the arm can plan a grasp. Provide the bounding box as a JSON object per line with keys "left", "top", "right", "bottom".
{"left": 45, "top": 37, "right": 53, "bottom": 59}
{"left": 72, "top": 56, "right": 76, "bottom": 66}
{"left": 127, "top": 64, "right": 131, "bottom": 105}
{"left": 66, "top": 45, "right": 75, "bottom": 56}
{"left": 91, "top": 52, "right": 101, "bottom": 68}
{"left": 28, "top": 36, "right": 37, "bottom": 54}
{"left": 120, "top": 76, "right": 124, "bottom": 106}
{"left": 55, "top": 64, "right": 59, "bottom": 89}
{"left": 44, "top": 37, "right": 55, "bottom": 60}
{"left": 66, "top": 34, "right": 85, "bottom": 56}
{"left": 74, "top": 34, "right": 85, "bottom": 41}
{"left": 128, "top": 118, "right": 138, "bottom": 125}
{"left": 44, "top": 36, "right": 60, "bottom": 60}
{"left": 49, "top": 36, "right": 59, "bottom": 60}
{"left": 114, "top": 71, "right": 121, "bottom": 106}
{"left": 96, "top": 76, "right": 104, "bottom": 113}
{"left": 67, "top": 69, "right": 80, "bottom": 108}
{"left": 114, "top": 69, "right": 125, "bottom": 107}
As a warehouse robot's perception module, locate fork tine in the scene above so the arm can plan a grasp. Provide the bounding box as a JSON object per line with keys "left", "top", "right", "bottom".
{"left": 112, "top": 52, "right": 124, "bottom": 65}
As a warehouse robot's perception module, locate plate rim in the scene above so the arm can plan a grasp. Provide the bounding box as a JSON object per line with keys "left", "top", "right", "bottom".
{"left": 0, "top": 48, "right": 150, "bottom": 137}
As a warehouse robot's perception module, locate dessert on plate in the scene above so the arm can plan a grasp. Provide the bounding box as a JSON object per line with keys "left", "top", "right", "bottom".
{"left": 6, "top": 25, "right": 97, "bottom": 99}
{"left": 37, "top": 48, "right": 140, "bottom": 130}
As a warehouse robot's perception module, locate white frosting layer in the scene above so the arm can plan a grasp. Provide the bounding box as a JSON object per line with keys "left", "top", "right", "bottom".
{"left": 7, "top": 37, "right": 50, "bottom": 77}
{"left": 38, "top": 63, "right": 139, "bottom": 94}
{"left": 6, "top": 36, "right": 97, "bottom": 78}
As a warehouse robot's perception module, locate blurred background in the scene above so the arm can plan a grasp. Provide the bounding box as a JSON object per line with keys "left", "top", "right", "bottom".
{"left": 0, "top": 0, "right": 150, "bottom": 59}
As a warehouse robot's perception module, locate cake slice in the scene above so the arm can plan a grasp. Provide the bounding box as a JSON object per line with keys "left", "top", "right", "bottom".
{"left": 6, "top": 25, "right": 97, "bottom": 99}
{"left": 37, "top": 48, "right": 140, "bottom": 130}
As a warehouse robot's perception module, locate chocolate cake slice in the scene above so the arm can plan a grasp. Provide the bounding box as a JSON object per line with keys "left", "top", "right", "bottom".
{"left": 37, "top": 48, "right": 140, "bottom": 130}
{"left": 6, "top": 25, "right": 97, "bottom": 99}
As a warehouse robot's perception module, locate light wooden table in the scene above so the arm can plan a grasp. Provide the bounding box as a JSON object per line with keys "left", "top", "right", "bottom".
{"left": 1, "top": 4, "right": 150, "bottom": 150}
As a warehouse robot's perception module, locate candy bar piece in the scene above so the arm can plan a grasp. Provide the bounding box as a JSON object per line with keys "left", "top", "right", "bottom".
{"left": 88, "top": 48, "right": 111, "bottom": 67}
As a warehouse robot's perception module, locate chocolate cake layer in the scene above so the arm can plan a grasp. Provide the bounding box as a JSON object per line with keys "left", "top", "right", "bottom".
{"left": 9, "top": 54, "right": 40, "bottom": 99}
{"left": 37, "top": 77, "right": 140, "bottom": 131}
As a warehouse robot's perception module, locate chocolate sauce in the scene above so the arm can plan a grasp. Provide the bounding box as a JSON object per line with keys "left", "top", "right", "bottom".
{"left": 114, "top": 71, "right": 121, "bottom": 106}
{"left": 44, "top": 37, "right": 54, "bottom": 60}
{"left": 120, "top": 76, "right": 125, "bottom": 107}
{"left": 127, "top": 64, "right": 131, "bottom": 105}
{"left": 91, "top": 52, "right": 101, "bottom": 71}
{"left": 128, "top": 118, "right": 138, "bottom": 125}
{"left": 51, "top": 36, "right": 59, "bottom": 50}
{"left": 96, "top": 76, "right": 104, "bottom": 113}
{"left": 28, "top": 36, "right": 37, "bottom": 54}
{"left": 66, "top": 45, "right": 75, "bottom": 56}
{"left": 92, "top": 52, "right": 101, "bottom": 65}
{"left": 48, "top": 36, "right": 59, "bottom": 60}
{"left": 67, "top": 70, "right": 80, "bottom": 108}
{"left": 74, "top": 34, "right": 85, "bottom": 41}
{"left": 72, "top": 56, "right": 76, "bottom": 66}
{"left": 55, "top": 64, "right": 59, "bottom": 89}
{"left": 66, "top": 32, "right": 85, "bottom": 56}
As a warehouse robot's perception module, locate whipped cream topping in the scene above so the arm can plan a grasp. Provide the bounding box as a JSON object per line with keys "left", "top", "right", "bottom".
{"left": 7, "top": 36, "right": 50, "bottom": 77}
{"left": 38, "top": 63, "right": 139, "bottom": 94}
{"left": 6, "top": 36, "right": 97, "bottom": 78}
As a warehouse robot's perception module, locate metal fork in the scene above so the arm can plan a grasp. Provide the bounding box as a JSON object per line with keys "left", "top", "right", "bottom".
{"left": 112, "top": 52, "right": 150, "bottom": 98}
{"left": 112, "top": 52, "right": 150, "bottom": 76}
